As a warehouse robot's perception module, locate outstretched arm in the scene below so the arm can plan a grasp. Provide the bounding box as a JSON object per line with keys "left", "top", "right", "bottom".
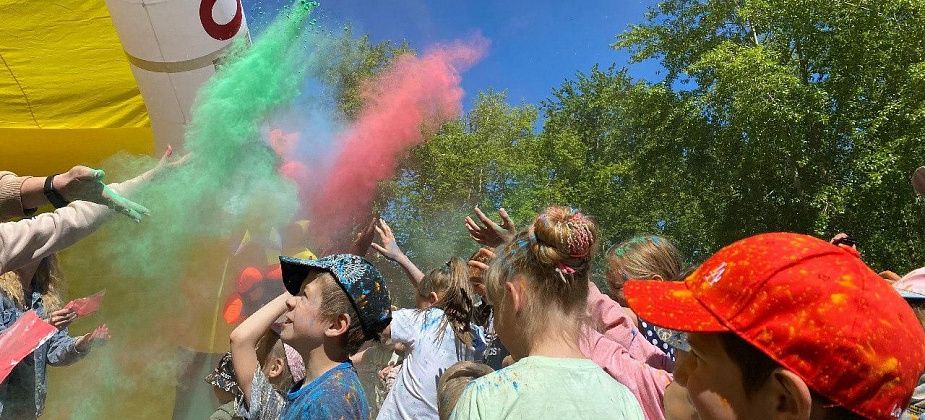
{"left": 371, "top": 219, "right": 425, "bottom": 288}
{"left": 230, "top": 293, "right": 289, "bottom": 406}
{"left": 0, "top": 148, "right": 187, "bottom": 275}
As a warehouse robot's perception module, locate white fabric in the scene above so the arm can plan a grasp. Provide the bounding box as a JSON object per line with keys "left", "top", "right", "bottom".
{"left": 377, "top": 308, "right": 476, "bottom": 420}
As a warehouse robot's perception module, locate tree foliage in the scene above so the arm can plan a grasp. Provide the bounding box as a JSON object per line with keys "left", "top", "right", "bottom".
{"left": 337, "top": 0, "right": 925, "bottom": 274}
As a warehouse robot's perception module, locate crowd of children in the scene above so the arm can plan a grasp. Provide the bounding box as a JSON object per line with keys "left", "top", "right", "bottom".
{"left": 2, "top": 155, "right": 925, "bottom": 420}
{"left": 222, "top": 202, "right": 925, "bottom": 420}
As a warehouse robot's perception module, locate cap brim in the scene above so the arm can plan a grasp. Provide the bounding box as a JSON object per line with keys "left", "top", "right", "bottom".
{"left": 279, "top": 256, "right": 326, "bottom": 295}
{"left": 624, "top": 280, "right": 729, "bottom": 333}
{"left": 899, "top": 289, "right": 925, "bottom": 300}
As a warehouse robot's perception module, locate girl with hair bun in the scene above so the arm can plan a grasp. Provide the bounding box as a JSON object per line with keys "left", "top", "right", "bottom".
{"left": 450, "top": 206, "right": 644, "bottom": 420}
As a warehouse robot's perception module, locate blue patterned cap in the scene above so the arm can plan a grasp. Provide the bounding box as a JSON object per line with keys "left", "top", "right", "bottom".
{"left": 280, "top": 254, "right": 392, "bottom": 341}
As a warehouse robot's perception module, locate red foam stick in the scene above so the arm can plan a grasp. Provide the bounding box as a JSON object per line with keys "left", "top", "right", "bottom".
{"left": 0, "top": 310, "right": 57, "bottom": 382}
{"left": 64, "top": 290, "right": 106, "bottom": 317}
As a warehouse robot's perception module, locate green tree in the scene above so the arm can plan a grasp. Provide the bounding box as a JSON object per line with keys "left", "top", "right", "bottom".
{"left": 322, "top": 26, "right": 412, "bottom": 120}
{"left": 611, "top": 0, "right": 925, "bottom": 271}
{"left": 378, "top": 91, "right": 541, "bottom": 270}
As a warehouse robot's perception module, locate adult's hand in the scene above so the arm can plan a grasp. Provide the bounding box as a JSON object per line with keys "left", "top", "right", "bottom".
{"left": 464, "top": 207, "right": 516, "bottom": 248}
{"left": 53, "top": 166, "right": 150, "bottom": 223}
{"left": 371, "top": 219, "right": 406, "bottom": 262}
{"left": 47, "top": 307, "right": 77, "bottom": 330}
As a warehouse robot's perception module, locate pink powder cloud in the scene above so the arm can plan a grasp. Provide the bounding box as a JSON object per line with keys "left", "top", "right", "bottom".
{"left": 308, "top": 36, "right": 489, "bottom": 249}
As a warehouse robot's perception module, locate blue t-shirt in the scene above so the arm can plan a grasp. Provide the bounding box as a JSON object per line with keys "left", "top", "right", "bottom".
{"left": 281, "top": 361, "right": 369, "bottom": 420}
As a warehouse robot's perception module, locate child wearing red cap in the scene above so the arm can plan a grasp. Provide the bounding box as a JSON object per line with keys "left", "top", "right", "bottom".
{"left": 624, "top": 232, "right": 925, "bottom": 420}
{"left": 450, "top": 206, "right": 644, "bottom": 419}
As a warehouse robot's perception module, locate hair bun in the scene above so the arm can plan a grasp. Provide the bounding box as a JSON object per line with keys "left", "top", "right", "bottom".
{"left": 531, "top": 206, "right": 598, "bottom": 267}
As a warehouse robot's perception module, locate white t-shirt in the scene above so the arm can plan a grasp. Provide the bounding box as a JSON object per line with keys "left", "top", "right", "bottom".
{"left": 377, "top": 308, "right": 478, "bottom": 420}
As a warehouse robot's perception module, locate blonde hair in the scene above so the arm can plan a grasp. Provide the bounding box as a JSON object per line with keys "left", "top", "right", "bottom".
{"left": 437, "top": 361, "right": 494, "bottom": 420}
{"left": 485, "top": 206, "right": 598, "bottom": 342}
{"left": 605, "top": 235, "right": 682, "bottom": 305}
{"left": 418, "top": 257, "right": 475, "bottom": 347}
{"left": 0, "top": 255, "right": 65, "bottom": 313}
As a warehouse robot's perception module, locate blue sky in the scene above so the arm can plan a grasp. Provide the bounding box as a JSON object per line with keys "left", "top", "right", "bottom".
{"left": 243, "top": 0, "right": 663, "bottom": 111}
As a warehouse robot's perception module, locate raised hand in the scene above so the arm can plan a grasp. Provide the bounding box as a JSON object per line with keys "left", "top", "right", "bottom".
{"left": 371, "top": 219, "right": 425, "bottom": 286}
{"left": 371, "top": 219, "right": 406, "bottom": 262}
{"left": 464, "top": 207, "right": 516, "bottom": 248}
{"left": 467, "top": 247, "right": 496, "bottom": 273}
{"left": 143, "top": 144, "right": 192, "bottom": 182}
{"left": 47, "top": 307, "right": 77, "bottom": 330}
{"left": 350, "top": 215, "right": 379, "bottom": 257}
{"left": 54, "top": 166, "right": 150, "bottom": 223}
{"left": 75, "top": 324, "right": 111, "bottom": 353}
{"left": 468, "top": 247, "right": 496, "bottom": 298}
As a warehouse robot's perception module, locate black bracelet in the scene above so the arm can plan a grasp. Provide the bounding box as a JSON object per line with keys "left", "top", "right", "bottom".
{"left": 43, "top": 175, "right": 70, "bottom": 209}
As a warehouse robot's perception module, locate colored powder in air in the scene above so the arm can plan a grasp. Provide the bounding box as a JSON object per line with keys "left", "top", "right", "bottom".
{"left": 45, "top": 2, "right": 321, "bottom": 418}
{"left": 308, "top": 38, "right": 488, "bottom": 249}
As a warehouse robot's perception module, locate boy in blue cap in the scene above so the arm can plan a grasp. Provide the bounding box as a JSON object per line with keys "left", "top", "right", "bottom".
{"left": 230, "top": 254, "right": 392, "bottom": 419}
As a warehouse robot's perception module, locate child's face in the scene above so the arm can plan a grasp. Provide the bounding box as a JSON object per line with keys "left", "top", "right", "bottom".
{"left": 677, "top": 333, "right": 776, "bottom": 420}
{"left": 279, "top": 274, "right": 328, "bottom": 349}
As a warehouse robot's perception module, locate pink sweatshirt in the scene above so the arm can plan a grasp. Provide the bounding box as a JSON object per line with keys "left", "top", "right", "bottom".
{"left": 0, "top": 171, "right": 141, "bottom": 274}
{"left": 581, "top": 282, "right": 673, "bottom": 420}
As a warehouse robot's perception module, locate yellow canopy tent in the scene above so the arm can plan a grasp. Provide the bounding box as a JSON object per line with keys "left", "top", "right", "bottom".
{"left": 0, "top": 0, "right": 153, "bottom": 176}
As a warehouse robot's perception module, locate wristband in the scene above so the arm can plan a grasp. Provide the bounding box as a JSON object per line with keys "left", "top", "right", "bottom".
{"left": 44, "top": 175, "right": 70, "bottom": 209}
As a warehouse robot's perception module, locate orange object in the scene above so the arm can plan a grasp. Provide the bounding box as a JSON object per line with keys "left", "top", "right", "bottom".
{"left": 266, "top": 264, "right": 282, "bottom": 281}
{"left": 222, "top": 295, "right": 244, "bottom": 325}
{"left": 236, "top": 267, "right": 263, "bottom": 293}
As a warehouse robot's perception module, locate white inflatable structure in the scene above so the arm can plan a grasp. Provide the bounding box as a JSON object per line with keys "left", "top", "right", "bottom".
{"left": 105, "top": 0, "right": 249, "bottom": 150}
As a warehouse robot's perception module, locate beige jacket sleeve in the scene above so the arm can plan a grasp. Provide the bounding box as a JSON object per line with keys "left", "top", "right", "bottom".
{"left": 0, "top": 175, "right": 145, "bottom": 275}
{"left": 0, "top": 171, "right": 34, "bottom": 220}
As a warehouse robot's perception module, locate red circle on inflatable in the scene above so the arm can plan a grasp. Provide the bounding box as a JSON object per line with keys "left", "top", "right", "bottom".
{"left": 200, "top": 0, "right": 243, "bottom": 41}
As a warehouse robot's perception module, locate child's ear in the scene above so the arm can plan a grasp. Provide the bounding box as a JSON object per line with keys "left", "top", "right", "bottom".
{"left": 768, "top": 369, "right": 812, "bottom": 420}
{"left": 266, "top": 357, "right": 285, "bottom": 380}
{"left": 324, "top": 313, "right": 351, "bottom": 338}
{"left": 505, "top": 275, "right": 527, "bottom": 313}
{"left": 427, "top": 292, "right": 439, "bottom": 305}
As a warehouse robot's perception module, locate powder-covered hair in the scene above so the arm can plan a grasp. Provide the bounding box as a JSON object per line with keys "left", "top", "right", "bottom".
{"left": 437, "top": 361, "right": 495, "bottom": 420}
{"left": 485, "top": 206, "right": 599, "bottom": 341}
{"left": 0, "top": 255, "right": 65, "bottom": 313}
{"left": 418, "top": 257, "right": 475, "bottom": 347}
{"left": 605, "top": 235, "right": 683, "bottom": 305}
{"left": 313, "top": 274, "right": 367, "bottom": 356}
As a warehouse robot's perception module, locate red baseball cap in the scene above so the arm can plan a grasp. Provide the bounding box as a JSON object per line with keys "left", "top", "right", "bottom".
{"left": 625, "top": 232, "right": 925, "bottom": 420}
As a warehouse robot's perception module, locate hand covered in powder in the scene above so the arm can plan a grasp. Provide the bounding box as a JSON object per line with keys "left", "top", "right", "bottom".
{"left": 54, "top": 166, "right": 151, "bottom": 222}
{"left": 75, "top": 324, "right": 110, "bottom": 353}
{"left": 371, "top": 219, "right": 406, "bottom": 262}
{"left": 465, "top": 207, "right": 516, "bottom": 248}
